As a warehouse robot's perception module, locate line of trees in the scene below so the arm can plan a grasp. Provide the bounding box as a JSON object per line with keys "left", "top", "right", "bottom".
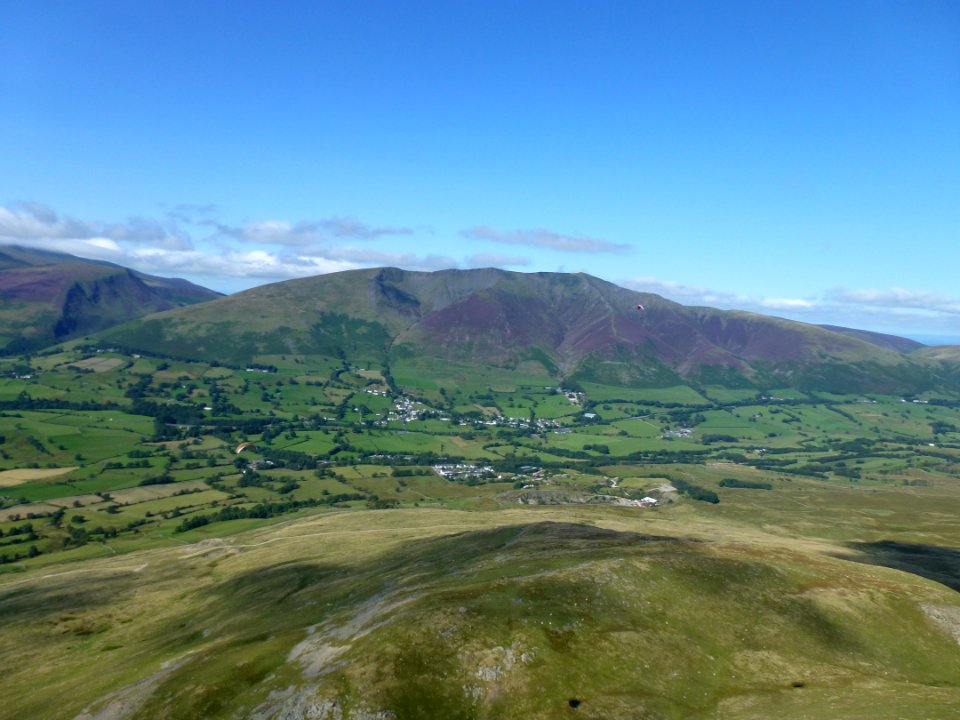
{"left": 174, "top": 493, "right": 368, "bottom": 533}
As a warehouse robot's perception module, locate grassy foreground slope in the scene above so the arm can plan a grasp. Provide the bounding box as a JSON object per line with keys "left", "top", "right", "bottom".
{"left": 3, "top": 506, "right": 960, "bottom": 720}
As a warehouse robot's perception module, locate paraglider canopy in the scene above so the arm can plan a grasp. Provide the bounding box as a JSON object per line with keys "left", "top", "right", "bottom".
{"left": 235, "top": 441, "right": 257, "bottom": 454}
{"left": 636, "top": 304, "right": 645, "bottom": 311}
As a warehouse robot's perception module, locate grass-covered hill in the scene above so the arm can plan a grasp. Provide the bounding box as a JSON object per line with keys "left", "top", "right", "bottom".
{"left": 99, "top": 266, "right": 938, "bottom": 394}
{"left": 0, "top": 245, "right": 220, "bottom": 353}
{"left": 5, "top": 507, "right": 960, "bottom": 720}
{"left": 913, "top": 346, "right": 960, "bottom": 362}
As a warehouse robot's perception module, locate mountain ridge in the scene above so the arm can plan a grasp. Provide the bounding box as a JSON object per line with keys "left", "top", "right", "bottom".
{"left": 817, "top": 324, "right": 925, "bottom": 353}
{"left": 0, "top": 245, "right": 221, "bottom": 353}
{"left": 95, "top": 266, "right": 946, "bottom": 394}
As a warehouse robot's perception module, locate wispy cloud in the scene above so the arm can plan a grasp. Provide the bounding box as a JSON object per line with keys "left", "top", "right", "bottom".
{"left": 319, "top": 217, "right": 415, "bottom": 240}
{"left": 624, "top": 276, "right": 745, "bottom": 305}
{"left": 211, "top": 217, "right": 414, "bottom": 246}
{"left": 164, "top": 203, "right": 218, "bottom": 224}
{"left": 624, "top": 274, "right": 960, "bottom": 333}
{"left": 466, "top": 253, "right": 531, "bottom": 268}
{"left": 211, "top": 220, "right": 321, "bottom": 246}
{"left": 461, "top": 225, "right": 629, "bottom": 254}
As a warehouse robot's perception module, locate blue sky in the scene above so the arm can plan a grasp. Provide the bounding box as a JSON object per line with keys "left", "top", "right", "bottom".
{"left": 1, "top": 1, "right": 958, "bottom": 340}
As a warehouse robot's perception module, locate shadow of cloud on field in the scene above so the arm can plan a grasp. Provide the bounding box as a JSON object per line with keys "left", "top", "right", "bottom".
{"left": 186, "top": 521, "right": 696, "bottom": 637}
{"left": 0, "top": 570, "right": 138, "bottom": 623}
{"left": 385, "top": 520, "right": 693, "bottom": 565}
{"left": 198, "top": 521, "right": 693, "bottom": 618}
{"left": 211, "top": 560, "right": 344, "bottom": 607}
{"left": 840, "top": 540, "right": 960, "bottom": 592}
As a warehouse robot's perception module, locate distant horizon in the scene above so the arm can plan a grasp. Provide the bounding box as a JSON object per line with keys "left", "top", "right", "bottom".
{"left": 901, "top": 334, "right": 960, "bottom": 347}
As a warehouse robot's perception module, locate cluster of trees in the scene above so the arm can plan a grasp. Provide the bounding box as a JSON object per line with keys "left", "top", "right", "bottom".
{"left": 670, "top": 478, "right": 719, "bottom": 504}
{"left": 718, "top": 478, "right": 772, "bottom": 490}
{"left": 0, "top": 545, "right": 41, "bottom": 564}
{"left": 259, "top": 447, "right": 320, "bottom": 470}
{"left": 128, "top": 399, "right": 206, "bottom": 427}
{"left": 0, "top": 393, "right": 117, "bottom": 412}
{"left": 0, "top": 522, "right": 37, "bottom": 540}
{"left": 104, "top": 459, "right": 151, "bottom": 470}
{"left": 391, "top": 467, "right": 429, "bottom": 477}
{"left": 701, "top": 434, "right": 737, "bottom": 444}
{"left": 138, "top": 474, "right": 174, "bottom": 486}
{"left": 245, "top": 363, "right": 278, "bottom": 373}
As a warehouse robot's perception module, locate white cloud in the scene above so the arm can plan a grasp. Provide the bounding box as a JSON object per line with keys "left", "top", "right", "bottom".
{"left": 122, "top": 245, "right": 461, "bottom": 280}
{"left": 0, "top": 235, "right": 127, "bottom": 262}
{"left": 758, "top": 297, "right": 817, "bottom": 310}
{"left": 624, "top": 276, "right": 745, "bottom": 305}
{"left": 0, "top": 201, "right": 440, "bottom": 287}
{"left": 323, "top": 247, "right": 457, "bottom": 271}
{"left": 0, "top": 202, "right": 192, "bottom": 251}
{"left": 827, "top": 287, "right": 960, "bottom": 315}
{"left": 126, "top": 247, "right": 357, "bottom": 279}
{"left": 85, "top": 237, "right": 123, "bottom": 252}
{"left": 461, "top": 225, "right": 630, "bottom": 254}
{"left": 0, "top": 203, "right": 92, "bottom": 239}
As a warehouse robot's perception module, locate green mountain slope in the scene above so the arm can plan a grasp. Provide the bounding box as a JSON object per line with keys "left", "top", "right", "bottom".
{"left": 913, "top": 346, "right": 960, "bottom": 362}
{"left": 96, "top": 266, "right": 944, "bottom": 393}
{"left": 0, "top": 245, "right": 221, "bottom": 353}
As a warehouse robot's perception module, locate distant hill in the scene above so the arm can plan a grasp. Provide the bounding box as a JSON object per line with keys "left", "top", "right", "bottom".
{"left": 0, "top": 245, "right": 221, "bottom": 353}
{"left": 913, "top": 345, "right": 960, "bottom": 362}
{"left": 98, "top": 267, "right": 950, "bottom": 394}
{"left": 817, "top": 324, "right": 924, "bottom": 353}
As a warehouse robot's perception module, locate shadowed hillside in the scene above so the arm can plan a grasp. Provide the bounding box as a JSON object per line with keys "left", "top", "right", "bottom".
{"left": 0, "top": 245, "right": 220, "bottom": 353}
